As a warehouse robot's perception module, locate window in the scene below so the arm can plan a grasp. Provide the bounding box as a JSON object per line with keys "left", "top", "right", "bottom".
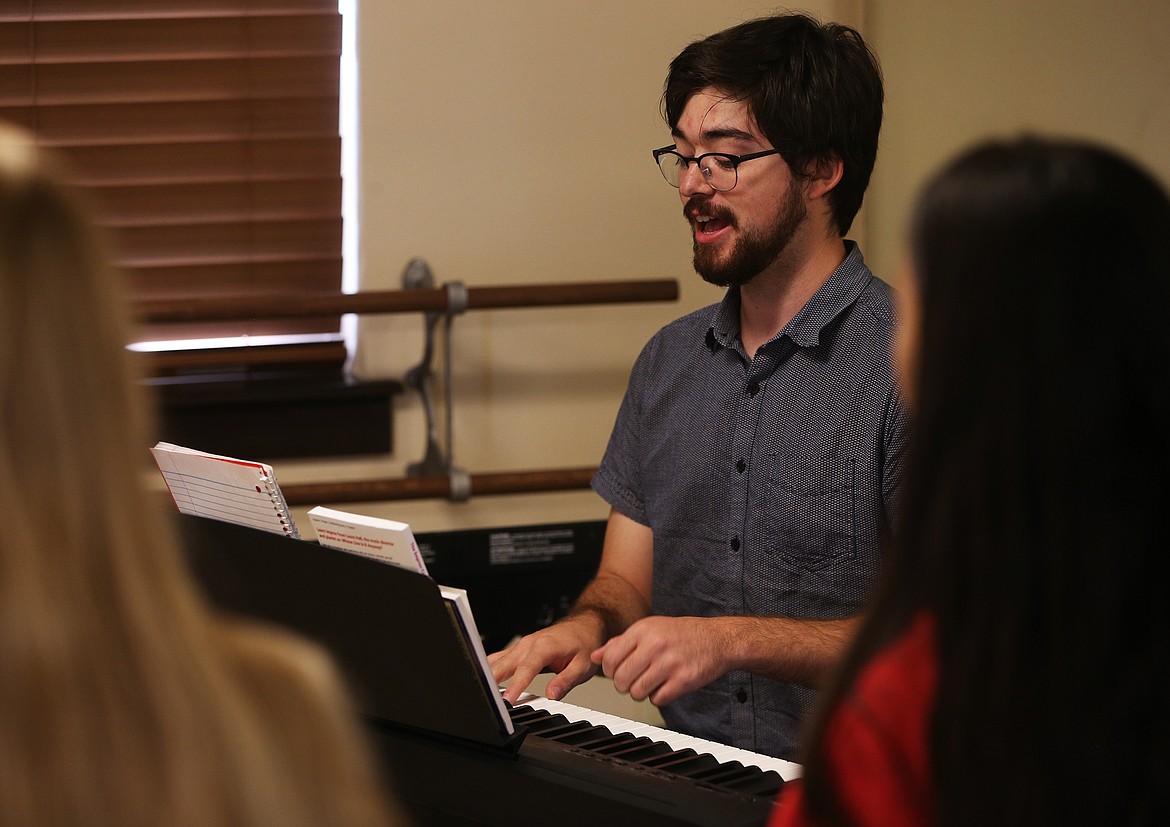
{"left": 0, "top": 0, "right": 347, "bottom": 375}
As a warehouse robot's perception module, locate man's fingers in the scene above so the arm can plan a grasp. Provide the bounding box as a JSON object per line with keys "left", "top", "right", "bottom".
{"left": 544, "top": 654, "right": 597, "bottom": 701}
{"left": 500, "top": 643, "right": 564, "bottom": 704}
{"left": 594, "top": 630, "right": 636, "bottom": 677}
{"left": 487, "top": 647, "right": 517, "bottom": 685}
{"left": 647, "top": 677, "right": 682, "bottom": 707}
{"left": 629, "top": 667, "right": 669, "bottom": 703}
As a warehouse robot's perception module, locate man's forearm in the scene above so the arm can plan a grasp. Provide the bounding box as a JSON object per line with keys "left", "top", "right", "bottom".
{"left": 567, "top": 570, "right": 652, "bottom": 642}
{"left": 716, "top": 615, "right": 859, "bottom": 688}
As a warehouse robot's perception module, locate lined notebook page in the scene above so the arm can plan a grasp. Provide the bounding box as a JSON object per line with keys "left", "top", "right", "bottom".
{"left": 151, "top": 442, "right": 298, "bottom": 538}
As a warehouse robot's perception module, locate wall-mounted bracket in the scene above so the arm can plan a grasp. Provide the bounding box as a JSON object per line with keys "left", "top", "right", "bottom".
{"left": 401, "top": 257, "right": 470, "bottom": 501}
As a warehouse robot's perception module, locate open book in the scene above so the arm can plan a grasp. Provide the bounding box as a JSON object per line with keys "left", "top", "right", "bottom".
{"left": 438, "top": 584, "right": 512, "bottom": 734}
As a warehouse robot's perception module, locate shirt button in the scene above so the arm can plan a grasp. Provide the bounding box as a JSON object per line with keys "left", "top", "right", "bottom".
{"left": 735, "top": 458, "right": 746, "bottom": 473}
{"left": 746, "top": 381, "right": 760, "bottom": 397}
{"left": 730, "top": 536, "right": 740, "bottom": 551}
{"left": 736, "top": 688, "right": 748, "bottom": 703}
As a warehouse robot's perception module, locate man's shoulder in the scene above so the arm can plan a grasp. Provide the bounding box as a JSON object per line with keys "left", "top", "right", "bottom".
{"left": 849, "top": 270, "right": 898, "bottom": 333}
{"left": 625, "top": 300, "right": 724, "bottom": 381}
{"left": 812, "top": 243, "right": 898, "bottom": 339}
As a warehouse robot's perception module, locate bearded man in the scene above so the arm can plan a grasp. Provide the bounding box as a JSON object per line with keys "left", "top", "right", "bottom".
{"left": 490, "top": 12, "right": 907, "bottom": 762}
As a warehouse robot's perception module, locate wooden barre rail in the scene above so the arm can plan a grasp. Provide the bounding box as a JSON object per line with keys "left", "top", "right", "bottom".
{"left": 136, "top": 279, "right": 678, "bottom": 323}
{"left": 139, "top": 278, "right": 675, "bottom": 503}
{"left": 280, "top": 467, "right": 597, "bottom": 506}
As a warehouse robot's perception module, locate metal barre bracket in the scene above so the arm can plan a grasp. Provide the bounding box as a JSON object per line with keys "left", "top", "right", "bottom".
{"left": 402, "top": 258, "right": 469, "bottom": 500}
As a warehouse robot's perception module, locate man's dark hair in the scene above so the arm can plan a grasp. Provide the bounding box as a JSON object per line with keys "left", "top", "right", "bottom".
{"left": 663, "top": 13, "right": 883, "bottom": 236}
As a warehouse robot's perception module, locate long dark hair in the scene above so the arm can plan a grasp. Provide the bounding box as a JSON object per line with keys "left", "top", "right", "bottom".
{"left": 799, "top": 136, "right": 1170, "bottom": 826}
{"left": 663, "top": 12, "right": 883, "bottom": 236}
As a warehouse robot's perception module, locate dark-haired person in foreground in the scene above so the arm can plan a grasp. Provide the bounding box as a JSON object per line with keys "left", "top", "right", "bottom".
{"left": 772, "top": 136, "right": 1170, "bottom": 826}
{"left": 491, "top": 13, "right": 907, "bottom": 762}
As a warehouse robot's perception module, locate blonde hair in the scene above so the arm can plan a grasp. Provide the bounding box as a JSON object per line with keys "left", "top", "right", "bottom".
{"left": 0, "top": 122, "right": 404, "bottom": 827}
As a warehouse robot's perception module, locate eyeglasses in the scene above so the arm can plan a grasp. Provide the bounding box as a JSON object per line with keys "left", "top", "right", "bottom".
{"left": 651, "top": 145, "right": 782, "bottom": 192}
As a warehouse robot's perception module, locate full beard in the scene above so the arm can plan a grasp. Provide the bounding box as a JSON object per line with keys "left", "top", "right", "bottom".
{"left": 688, "top": 185, "right": 808, "bottom": 288}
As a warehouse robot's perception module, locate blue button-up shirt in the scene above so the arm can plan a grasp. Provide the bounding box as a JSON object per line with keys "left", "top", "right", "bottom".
{"left": 592, "top": 243, "right": 908, "bottom": 761}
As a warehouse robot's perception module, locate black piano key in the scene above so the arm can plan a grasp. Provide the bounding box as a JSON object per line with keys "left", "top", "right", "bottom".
{"left": 572, "top": 732, "right": 640, "bottom": 752}
{"left": 641, "top": 748, "right": 702, "bottom": 772}
{"left": 592, "top": 734, "right": 651, "bottom": 755}
{"left": 632, "top": 748, "right": 715, "bottom": 772}
{"left": 536, "top": 720, "right": 604, "bottom": 740}
{"left": 509, "top": 706, "right": 552, "bottom": 725}
{"left": 606, "top": 740, "right": 676, "bottom": 762}
{"left": 688, "top": 760, "right": 745, "bottom": 779}
{"left": 721, "top": 770, "right": 786, "bottom": 798}
{"left": 690, "top": 762, "right": 761, "bottom": 786}
{"left": 548, "top": 725, "right": 616, "bottom": 747}
{"left": 639, "top": 747, "right": 698, "bottom": 768}
{"left": 659, "top": 753, "right": 720, "bottom": 781}
{"left": 566, "top": 731, "right": 641, "bottom": 751}
{"left": 522, "top": 713, "right": 573, "bottom": 734}
{"left": 568, "top": 729, "right": 627, "bottom": 748}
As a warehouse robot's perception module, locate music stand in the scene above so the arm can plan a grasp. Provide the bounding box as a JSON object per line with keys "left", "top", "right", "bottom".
{"left": 176, "top": 512, "right": 522, "bottom": 751}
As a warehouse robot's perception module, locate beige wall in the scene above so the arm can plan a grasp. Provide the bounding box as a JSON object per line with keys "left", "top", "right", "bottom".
{"left": 280, "top": 0, "right": 1169, "bottom": 537}
{"left": 865, "top": 0, "right": 1170, "bottom": 280}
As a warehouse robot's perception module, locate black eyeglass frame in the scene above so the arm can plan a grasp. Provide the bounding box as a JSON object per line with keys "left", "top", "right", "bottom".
{"left": 651, "top": 144, "right": 783, "bottom": 191}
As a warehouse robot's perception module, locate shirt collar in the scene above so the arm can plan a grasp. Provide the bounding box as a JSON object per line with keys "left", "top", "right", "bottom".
{"left": 707, "top": 241, "right": 872, "bottom": 352}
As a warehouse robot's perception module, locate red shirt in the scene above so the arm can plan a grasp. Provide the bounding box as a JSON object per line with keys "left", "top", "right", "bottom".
{"left": 769, "top": 613, "right": 937, "bottom": 827}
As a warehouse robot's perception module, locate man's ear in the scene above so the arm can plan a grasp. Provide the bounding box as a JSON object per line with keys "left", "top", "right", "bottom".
{"left": 804, "top": 153, "right": 844, "bottom": 201}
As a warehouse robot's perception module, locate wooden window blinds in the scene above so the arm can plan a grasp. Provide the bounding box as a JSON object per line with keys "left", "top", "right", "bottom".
{"left": 0, "top": 0, "right": 346, "bottom": 373}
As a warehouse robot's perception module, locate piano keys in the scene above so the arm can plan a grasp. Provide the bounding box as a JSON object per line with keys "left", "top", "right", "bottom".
{"left": 368, "top": 694, "right": 799, "bottom": 827}
{"left": 516, "top": 694, "right": 801, "bottom": 783}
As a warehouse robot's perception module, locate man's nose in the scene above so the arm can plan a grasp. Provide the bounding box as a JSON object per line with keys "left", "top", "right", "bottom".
{"left": 677, "top": 161, "right": 714, "bottom": 197}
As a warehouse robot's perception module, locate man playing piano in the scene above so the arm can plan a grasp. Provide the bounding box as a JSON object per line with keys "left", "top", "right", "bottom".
{"left": 490, "top": 12, "right": 906, "bottom": 763}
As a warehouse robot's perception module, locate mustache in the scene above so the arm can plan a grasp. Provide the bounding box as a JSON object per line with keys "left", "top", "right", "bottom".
{"left": 683, "top": 196, "right": 736, "bottom": 226}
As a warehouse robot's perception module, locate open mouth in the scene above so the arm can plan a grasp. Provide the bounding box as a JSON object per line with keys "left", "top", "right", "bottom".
{"left": 697, "top": 215, "right": 730, "bottom": 234}
{"left": 686, "top": 198, "right": 734, "bottom": 243}
{"left": 692, "top": 211, "right": 733, "bottom": 242}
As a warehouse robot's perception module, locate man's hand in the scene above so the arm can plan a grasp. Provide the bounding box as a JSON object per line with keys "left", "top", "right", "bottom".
{"left": 491, "top": 509, "right": 655, "bottom": 705}
{"left": 590, "top": 615, "right": 732, "bottom": 707}
{"left": 590, "top": 614, "right": 860, "bottom": 707}
{"left": 489, "top": 612, "right": 606, "bottom": 704}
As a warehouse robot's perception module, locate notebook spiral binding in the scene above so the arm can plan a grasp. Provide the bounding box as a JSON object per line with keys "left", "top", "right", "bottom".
{"left": 262, "top": 471, "right": 299, "bottom": 539}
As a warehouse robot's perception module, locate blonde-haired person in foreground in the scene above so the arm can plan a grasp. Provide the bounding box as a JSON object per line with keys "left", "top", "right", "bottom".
{"left": 0, "top": 121, "right": 406, "bottom": 827}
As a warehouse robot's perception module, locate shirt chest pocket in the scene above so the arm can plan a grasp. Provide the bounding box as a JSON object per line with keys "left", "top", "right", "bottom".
{"left": 759, "top": 453, "right": 856, "bottom": 572}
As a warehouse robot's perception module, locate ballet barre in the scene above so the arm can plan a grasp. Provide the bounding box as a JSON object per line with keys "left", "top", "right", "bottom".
{"left": 134, "top": 278, "right": 679, "bottom": 323}
{"left": 137, "top": 265, "right": 679, "bottom": 504}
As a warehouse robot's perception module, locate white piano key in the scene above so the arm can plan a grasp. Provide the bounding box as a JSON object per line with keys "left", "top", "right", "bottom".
{"left": 517, "top": 694, "right": 803, "bottom": 781}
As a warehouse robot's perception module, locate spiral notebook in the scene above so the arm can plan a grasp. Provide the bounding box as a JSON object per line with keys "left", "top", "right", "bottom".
{"left": 151, "top": 442, "right": 299, "bottom": 538}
